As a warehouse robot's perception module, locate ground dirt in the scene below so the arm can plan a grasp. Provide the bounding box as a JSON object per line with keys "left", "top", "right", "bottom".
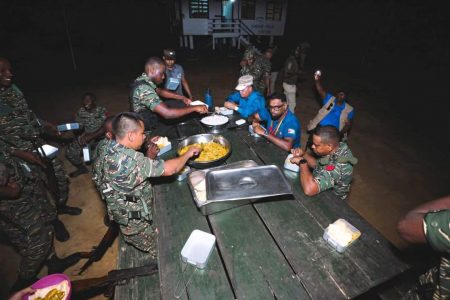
{"left": 0, "top": 51, "right": 449, "bottom": 299}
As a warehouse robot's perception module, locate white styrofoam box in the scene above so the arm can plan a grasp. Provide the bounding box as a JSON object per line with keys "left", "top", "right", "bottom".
{"left": 36, "top": 144, "right": 59, "bottom": 159}
{"left": 248, "top": 124, "right": 266, "bottom": 137}
{"left": 284, "top": 154, "right": 300, "bottom": 173}
{"left": 82, "top": 146, "right": 91, "bottom": 162}
{"left": 235, "top": 119, "right": 246, "bottom": 126}
{"left": 157, "top": 142, "right": 172, "bottom": 156}
{"left": 57, "top": 123, "right": 80, "bottom": 132}
{"left": 219, "top": 107, "right": 233, "bottom": 116}
{"left": 323, "top": 219, "right": 361, "bottom": 253}
{"left": 181, "top": 229, "right": 216, "bottom": 269}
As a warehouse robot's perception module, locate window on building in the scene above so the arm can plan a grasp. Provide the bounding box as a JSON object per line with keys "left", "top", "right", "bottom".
{"left": 241, "top": 0, "right": 256, "bottom": 20}
{"left": 266, "top": 1, "right": 282, "bottom": 21}
{"left": 190, "top": 0, "right": 209, "bottom": 19}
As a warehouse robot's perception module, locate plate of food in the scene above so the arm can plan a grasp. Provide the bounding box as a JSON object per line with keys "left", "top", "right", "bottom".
{"left": 23, "top": 273, "right": 71, "bottom": 300}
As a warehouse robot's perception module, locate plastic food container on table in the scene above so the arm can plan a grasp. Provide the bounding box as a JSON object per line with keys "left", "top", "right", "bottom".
{"left": 284, "top": 154, "right": 300, "bottom": 173}
{"left": 323, "top": 219, "right": 361, "bottom": 253}
{"left": 181, "top": 229, "right": 216, "bottom": 269}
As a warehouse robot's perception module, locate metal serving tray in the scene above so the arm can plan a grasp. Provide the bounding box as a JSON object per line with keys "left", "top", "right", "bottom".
{"left": 187, "top": 161, "right": 293, "bottom": 215}
{"left": 187, "top": 160, "right": 259, "bottom": 215}
{"left": 206, "top": 165, "right": 292, "bottom": 201}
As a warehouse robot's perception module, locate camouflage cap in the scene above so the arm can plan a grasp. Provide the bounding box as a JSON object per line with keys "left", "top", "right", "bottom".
{"left": 235, "top": 75, "right": 253, "bottom": 91}
{"left": 163, "top": 49, "right": 176, "bottom": 60}
{"left": 243, "top": 49, "right": 255, "bottom": 60}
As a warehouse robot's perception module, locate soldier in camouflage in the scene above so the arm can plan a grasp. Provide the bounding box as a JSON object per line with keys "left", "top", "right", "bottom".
{"left": 66, "top": 92, "right": 107, "bottom": 177}
{"left": 290, "top": 126, "right": 357, "bottom": 200}
{"left": 129, "top": 57, "right": 207, "bottom": 135}
{"left": 101, "top": 112, "right": 201, "bottom": 255}
{"left": 0, "top": 57, "right": 81, "bottom": 216}
{"left": 0, "top": 149, "right": 81, "bottom": 291}
{"left": 240, "top": 48, "right": 269, "bottom": 95}
{"left": 397, "top": 196, "right": 450, "bottom": 299}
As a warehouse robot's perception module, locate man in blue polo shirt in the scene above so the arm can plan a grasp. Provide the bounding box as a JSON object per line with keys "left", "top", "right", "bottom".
{"left": 252, "top": 93, "right": 301, "bottom": 152}
{"left": 224, "top": 75, "right": 265, "bottom": 119}
{"left": 307, "top": 71, "right": 354, "bottom": 138}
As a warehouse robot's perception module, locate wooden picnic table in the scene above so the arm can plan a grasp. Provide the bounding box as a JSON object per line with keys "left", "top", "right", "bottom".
{"left": 115, "top": 118, "right": 408, "bottom": 300}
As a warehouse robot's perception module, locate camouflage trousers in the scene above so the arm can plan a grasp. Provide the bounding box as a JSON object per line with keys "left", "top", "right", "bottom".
{"left": 402, "top": 257, "right": 450, "bottom": 300}
{"left": 66, "top": 140, "right": 98, "bottom": 167}
{"left": 51, "top": 158, "right": 69, "bottom": 207}
{"left": 0, "top": 188, "right": 56, "bottom": 280}
{"left": 119, "top": 219, "right": 157, "bottom": 258}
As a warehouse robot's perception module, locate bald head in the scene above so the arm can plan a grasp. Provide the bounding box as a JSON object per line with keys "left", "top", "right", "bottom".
{"left": 144, "top": 57, "right": 165, "bottom": 84}
{"left": 0, "top": 57, "right": 13, "bottom": 88}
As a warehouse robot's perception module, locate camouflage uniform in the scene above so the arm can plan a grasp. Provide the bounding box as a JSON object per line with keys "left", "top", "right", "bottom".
{"left": 100, "top": 140, "right": 164, "bottom": 255}
{"left": 0, "top": 84, "right": 69, "bottom": 206}
{"left": 413, "top": 210, "right": 450, "bottom": 300}
{"left": 0, "top": 150, "right": 56, "bottom": 280}
{"left": 92, "top": 138, "right": 111, "bottom": 189}
{"left": 129, "top": 73, "right": 163, "bottom": 132}
{"left": 312, "top": 142, "right": 357, "bottom": 200}
{"left": 240, "top": 49, "right": 266, "bottom": 94}
{"left": 66, "top": 106, "right": 107, "bottom": 166}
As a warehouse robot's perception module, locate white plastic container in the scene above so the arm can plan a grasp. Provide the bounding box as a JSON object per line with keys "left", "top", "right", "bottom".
{"left": 82, "top": 146, "right": 91, "bottom": 162}
{"left": 284, "top": 154, "right": 300, "bottom": 173}
{"left": 323, "top": 219, "right": 361, "bottom": 253}
{"left": 57, "top": 123, "right": 80, "bottom": 132}
{"left": 181, "top": 230, "right": 216, "bottom": 269}
{"left": 248, "top": 124, "right": 265, "bottom": 137}
{"left": 36, "top": 144, "right": 59, "bottom": 159}
{"left": 157, "top": 143, "right": 172, "bottom": 156}
{"left": 155, "top": 137, "right": 172, "bottom": 156}
{"left": 218, "top": 107, "right": 233, "bottom": 116}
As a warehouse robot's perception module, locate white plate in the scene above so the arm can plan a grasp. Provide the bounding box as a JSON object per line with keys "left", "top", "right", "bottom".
{"left": 190, "top": 100, "right": 208, "bottom": 108}
{"left": 201, "top": 115, "right": 229, "bottom": 126}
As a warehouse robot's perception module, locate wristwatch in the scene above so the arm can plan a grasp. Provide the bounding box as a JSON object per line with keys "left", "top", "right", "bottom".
{"left": 299, "top": 158, "right": 307, "bottom": 164}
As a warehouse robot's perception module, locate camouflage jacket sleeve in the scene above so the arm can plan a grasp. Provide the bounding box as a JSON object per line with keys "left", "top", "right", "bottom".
{"left": 134, "top": 83, "right": 162, "bottom": 111}
{"left": 424, "top": 210, "right": 450, "bottom": 253}
{"left": 312, "top": 162, "right": 353, "bottom": 196}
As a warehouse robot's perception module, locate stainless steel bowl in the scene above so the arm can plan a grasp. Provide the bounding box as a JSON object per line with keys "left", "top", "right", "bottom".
{"left": 177, "top": 134, "right": 232, "bottom": 169}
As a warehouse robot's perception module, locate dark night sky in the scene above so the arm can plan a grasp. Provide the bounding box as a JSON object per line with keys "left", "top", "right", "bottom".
{"left": 1, "top": 0, "right": 449, "bottom": 125}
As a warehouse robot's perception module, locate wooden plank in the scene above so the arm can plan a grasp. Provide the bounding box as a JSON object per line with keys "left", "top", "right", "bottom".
{"left": 236, "top": 130, "right": 408, "bottom": 297}
{"left": 153, "top": 147, "right": 235, "bottom": 300}
{"left": 209, "top": 205, "right": 310, "bottom": 300}
{"left": 115, "top": 235, "right": 160, "bottom": 300}
{"left": 208, "top": 129, "right": 310, "bottom": 299}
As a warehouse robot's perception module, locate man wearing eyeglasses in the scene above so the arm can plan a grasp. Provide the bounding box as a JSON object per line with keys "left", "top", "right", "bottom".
{"left": 224, "top": 75, "right": 265, "bottom": 119}
{"left": 252, "top": 93, "right": 301, "bottom": 152}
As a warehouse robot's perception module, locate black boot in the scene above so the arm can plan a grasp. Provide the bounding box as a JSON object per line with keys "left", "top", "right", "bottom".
{"left": 58, "top": 205, "right": 82, "bottom": 215}
{"left": 104, "top": 213, "right": 111, "bottom": 227}
{"left": 69, "top": 165, "right": 89, "bottom": 177}
{"left": 47, "top": 253, "right": 83, "bottom": 274}
{"left": 52, "top": 218, "right": 70, "bottom": 242}
{"left": 10, "top": 276, "right": 37, "bottom": 293}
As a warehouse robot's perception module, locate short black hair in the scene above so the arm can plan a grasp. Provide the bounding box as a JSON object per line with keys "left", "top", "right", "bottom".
{"left": 145, "top": 56, "right": 164, "bottom": 70}
{"left": 268, "top": 92, "right": 287, "bottom": 103}
{"left": 112, "top": 112, "right": 144, "bottom": 139}
{"left": 313, "top": 125, "right": 340, "bottom": 146}
{"left": 82, "top": 92, "right": 96, "bottom": 102}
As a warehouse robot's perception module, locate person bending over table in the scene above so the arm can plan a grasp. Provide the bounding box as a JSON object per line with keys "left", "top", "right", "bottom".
{"left": 290, "top": 125, "right": 357, "bottom": 200}
{"left": 224, "top": 75, "right": 266, "bottom": 119}
{"left": 100, "top": 112, "right": 201, "bottom": 255}
{"left": 129, "top": 57, "right": 207, "bottom": 133}
{"left": 252, "top": 92, "right": 301, "bottom": 152}
{"left": 397, "top": 195, "right": 450, "bottom": 299}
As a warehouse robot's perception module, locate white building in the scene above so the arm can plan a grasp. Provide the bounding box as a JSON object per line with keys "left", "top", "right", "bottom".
{"left": 172, "top": 0, "right": 288, "bottom": 50}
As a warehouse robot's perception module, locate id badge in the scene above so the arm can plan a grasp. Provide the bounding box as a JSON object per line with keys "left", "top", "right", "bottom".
{"left": 166, "top": 77, "right": 180, "bottom": 91}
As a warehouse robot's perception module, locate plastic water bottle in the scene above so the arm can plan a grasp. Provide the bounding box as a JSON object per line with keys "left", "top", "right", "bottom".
{"left": 204, "top": 88, "right": 213, "bottom": 112}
